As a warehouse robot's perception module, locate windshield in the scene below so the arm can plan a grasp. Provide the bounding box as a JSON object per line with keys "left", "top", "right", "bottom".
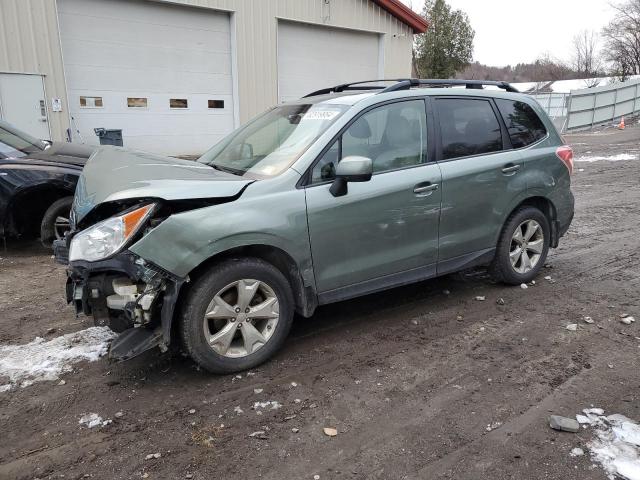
{"left": 198, "top": 103, "right": 349, "bottom": 178}
{"left": 0, "top": 120, "right": 46, "bottom": 159}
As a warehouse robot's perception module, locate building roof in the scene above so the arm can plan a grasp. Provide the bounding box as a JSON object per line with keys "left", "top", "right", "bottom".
{"left": 511, "top": 75, "right": 640, "bottom": 94}
{"left": 372, "top": 0, "right": 428, "bottom": 33}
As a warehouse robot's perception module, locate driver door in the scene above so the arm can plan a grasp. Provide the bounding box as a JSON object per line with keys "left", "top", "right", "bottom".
{"left": 304, "top": 99, "right": 442, "bottom": 301}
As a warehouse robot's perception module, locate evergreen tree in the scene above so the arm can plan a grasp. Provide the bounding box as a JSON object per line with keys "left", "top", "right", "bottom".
{"left": 414, "top": 0, "right": 475, "bottom": 78}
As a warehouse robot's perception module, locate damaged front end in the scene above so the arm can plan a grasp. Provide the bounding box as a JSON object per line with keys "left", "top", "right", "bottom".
{"left": 61, "top": 249, "right": 184, "bottom": 361}
{"left": 54, "top": 199, "right": 189, "bottom": 361}
{"left": 52, "top": 147, "right": 255, "bottom": 361}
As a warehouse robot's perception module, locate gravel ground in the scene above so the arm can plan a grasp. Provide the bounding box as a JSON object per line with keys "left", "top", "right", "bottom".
{"left": 0, "top": 125, "right": 639, "bottom": 480}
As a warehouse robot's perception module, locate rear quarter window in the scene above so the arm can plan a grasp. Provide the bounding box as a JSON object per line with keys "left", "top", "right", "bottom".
{"left": 496, "top": 99, "right": 547, "bottom": 148}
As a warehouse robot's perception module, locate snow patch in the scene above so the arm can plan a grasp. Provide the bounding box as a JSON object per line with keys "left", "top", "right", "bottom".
{"left": 579, "top": 408, "right": 640, "bottom": 480}
{"left": 570, "top": 447, "right": 585, "bottom": 457}
{"left": 253, "top": 400, "right": 282, "bottom": 410}
{"left": 0, "top": 326, "right": 116, "bottom": 390}
{"left": 79, "top": 413, "right": 103, "bottom": 428}
{"left": 577, "top": 414, "right": 592, "bottom": 424}
{"left": 575, "top": 154, "right": 637, "bottom": 163}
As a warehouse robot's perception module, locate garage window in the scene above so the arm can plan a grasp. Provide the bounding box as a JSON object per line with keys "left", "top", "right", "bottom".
{"left": 208, "top": 100, "right": 225, "bottom": 109}
{"left": 127, "top": 97, "right": 148, "bottom": 108}
{"left": 170, "top": 98, "right": 188, "bottom": 109}
{"left": 80, "top": 96, "right": 103, "bottom": 108}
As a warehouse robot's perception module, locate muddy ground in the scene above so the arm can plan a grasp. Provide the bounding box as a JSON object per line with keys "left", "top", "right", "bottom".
{"left": 1, "top": 125, "right": 639, "bottom": 480}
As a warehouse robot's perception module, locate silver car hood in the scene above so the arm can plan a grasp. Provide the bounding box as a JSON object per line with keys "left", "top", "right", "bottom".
{"left": 73, "top": 147, "right": 253, "bottom": 222}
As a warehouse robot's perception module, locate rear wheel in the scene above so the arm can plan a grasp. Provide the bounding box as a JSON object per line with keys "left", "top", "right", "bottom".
{"left": 40, "top": 196, "right": 73, "bottom": 247}
{"left": 490, "top": 207, "right": 550, "bottom": 285}
{"left": 180, "top": 258, "right": 294, "bottom": 374}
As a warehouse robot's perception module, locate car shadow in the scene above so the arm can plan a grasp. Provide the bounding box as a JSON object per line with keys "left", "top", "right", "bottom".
{"left": 1, "top": 238, "right": 51, "bottom": 257}
{"left": 289, "top": 267, "right": 492, "bottom": 340}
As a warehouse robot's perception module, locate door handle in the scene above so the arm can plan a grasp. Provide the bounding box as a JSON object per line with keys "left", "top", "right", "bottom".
{"left": 501, "top": 164, "right": 521, "bottom": 174}
{"left": 413, "top": 183, "right": 439, "bottom": 195}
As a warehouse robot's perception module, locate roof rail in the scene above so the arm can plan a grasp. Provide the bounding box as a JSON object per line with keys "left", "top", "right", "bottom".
{"left": 303, "top": 78, "right": 519, "bottom": 98}
{"left": 380, "top": 78, "right": 520, "bottom": 93}
{"left": 302, "top": 79, "right": 410, "bottom": 98}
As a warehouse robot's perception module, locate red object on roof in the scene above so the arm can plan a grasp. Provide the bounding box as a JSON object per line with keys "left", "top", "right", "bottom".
{"left": 372, "top": 0, "right": 429, "bottom": 33}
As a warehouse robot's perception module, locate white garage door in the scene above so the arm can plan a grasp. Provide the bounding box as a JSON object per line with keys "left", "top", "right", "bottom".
{"left": 58, "top": 0, "right": 235, "bottom": 156}
{"left": 277, "top": 21, "right": 382, "bottom": 103}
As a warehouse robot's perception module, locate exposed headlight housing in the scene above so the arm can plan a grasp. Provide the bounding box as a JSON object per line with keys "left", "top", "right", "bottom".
{"left": 69, "top": 204, "right": 155, "bottom": 262}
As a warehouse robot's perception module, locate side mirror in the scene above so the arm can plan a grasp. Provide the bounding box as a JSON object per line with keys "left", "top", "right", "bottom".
{"left": 329, "top": 156, "right": 373, "bottom": 197}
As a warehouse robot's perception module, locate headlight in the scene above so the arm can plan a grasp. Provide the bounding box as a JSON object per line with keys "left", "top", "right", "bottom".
{"left": 69, "top": 204, "right": 155, "bottom": 262}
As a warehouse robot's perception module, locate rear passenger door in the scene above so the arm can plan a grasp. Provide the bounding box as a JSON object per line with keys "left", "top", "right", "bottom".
{"left": 434, "top": 96, "right": 525, "bottom": 271}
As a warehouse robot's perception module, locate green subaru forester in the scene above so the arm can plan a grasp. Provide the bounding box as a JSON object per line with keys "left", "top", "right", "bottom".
{"left": 56, "top": 79, "right": 574, "bottom": 374}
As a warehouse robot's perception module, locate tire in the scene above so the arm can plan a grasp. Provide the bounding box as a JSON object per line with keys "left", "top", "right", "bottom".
{"left": 490, "top": 206, "right": 550, "bottom": 285}
{"left": 180, "top": 258, "right": 295, "bottom": 374}
{"left": 40, "top": 196, "right": 73, "bottom": 247}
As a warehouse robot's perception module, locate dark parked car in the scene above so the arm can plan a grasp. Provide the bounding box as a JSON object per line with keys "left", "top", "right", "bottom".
{"left": 0, "top": 120, "right": 94, "bottom": 246}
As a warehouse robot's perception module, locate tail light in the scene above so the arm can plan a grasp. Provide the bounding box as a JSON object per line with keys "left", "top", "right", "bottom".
{"left": 556, "top": 146, "right": 574, "bottom": 175}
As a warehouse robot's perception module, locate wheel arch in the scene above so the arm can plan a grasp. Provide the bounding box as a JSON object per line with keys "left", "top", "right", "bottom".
{"left": 180, "top": 244, "right": 318, "bottom": 320}
{"left": 500, "top": 196, "right": 559, "bottom": 247}
{"left": 4, "top": 183, "right": 75, "bottom": 238}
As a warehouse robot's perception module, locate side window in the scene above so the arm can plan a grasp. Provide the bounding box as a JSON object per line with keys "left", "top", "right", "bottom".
{"left": 496, "top": 99, "right": 547, "bottom": 148}
{"left": 436, "top": 98, "right": 503, "bottom": 160}
{"left": 311, "top": 100, "right": 427, "bottom": 183}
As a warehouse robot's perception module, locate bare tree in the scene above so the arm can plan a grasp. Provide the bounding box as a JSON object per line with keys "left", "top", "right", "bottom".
{"left": 602, "top": 0, "right": 640, "bottom": 79}
{"left": 571, "top": 30, "right": 603, "bottom": 77}
{"left": 532, "top": 53, "right": 573, "bottom": 82}
{"left": 584, "top": 78, "right": 602, "bottom": 88}
{"left": 455, "top": 57, "right": 584, "bottom": 83}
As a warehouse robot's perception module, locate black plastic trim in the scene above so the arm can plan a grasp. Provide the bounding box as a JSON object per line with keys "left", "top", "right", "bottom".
{"left": 303, "top": 79, "right": 520, "bottom": 98}
{"left": 318, "top": 247, "right": 498, "bottom": 306}
{"left": 318, "top": 263, "right": 438, "bottom": 305}
{"left": 436, "top": 248, "right": 495, "bottom": 276}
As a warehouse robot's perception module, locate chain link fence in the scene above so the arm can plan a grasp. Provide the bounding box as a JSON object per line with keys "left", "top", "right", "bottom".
{"left": 529, "top": 92, "right": 570, "bottom": 131}
{"left": 527, "top": 78, "right": 640, "bottom": 132}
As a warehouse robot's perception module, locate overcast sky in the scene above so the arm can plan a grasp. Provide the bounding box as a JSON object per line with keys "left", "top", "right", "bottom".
{"left": 399, "top": 0, "right": 616, "bottom": 66}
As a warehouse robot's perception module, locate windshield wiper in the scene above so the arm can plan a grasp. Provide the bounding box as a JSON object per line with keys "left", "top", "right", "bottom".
{"left": 210, "top": 164, "right": 246, "bottom": 176}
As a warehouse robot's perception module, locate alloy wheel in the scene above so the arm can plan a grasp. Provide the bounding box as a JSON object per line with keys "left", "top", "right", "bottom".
{"left": 509, "top": 219, "right": 544, "bottom": 274}
{"left": 203, "top": 279, "right": 279, "bottom": 358}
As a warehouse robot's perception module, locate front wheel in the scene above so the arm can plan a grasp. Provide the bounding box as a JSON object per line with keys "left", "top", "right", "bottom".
{"left": 180, "top": 258, "right": 294, "bottom": 374}
{"left": 490, "top": 207, "right": 550, "bottom": 285}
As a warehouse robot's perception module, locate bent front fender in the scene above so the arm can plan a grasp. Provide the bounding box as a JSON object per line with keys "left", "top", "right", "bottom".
{"left": 129, "top": 189, "right": 313, "bottom": 283}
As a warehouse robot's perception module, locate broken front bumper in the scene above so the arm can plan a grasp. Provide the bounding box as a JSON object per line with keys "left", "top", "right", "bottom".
{"left": 54, "top": 239, "right": 185, "bottom": 361}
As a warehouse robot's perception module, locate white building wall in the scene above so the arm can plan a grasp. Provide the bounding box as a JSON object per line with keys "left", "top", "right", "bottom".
{"left": 0, "top": 0, "right": 70, "bottom": 140}
{"left": 0, "top": 0, "right": 415, "bottom": 142}
{"left": 167, "top": 0, "right": 414, "bottom": 123}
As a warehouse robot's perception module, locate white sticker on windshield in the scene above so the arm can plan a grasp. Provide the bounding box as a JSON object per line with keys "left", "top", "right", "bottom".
{"left": 303, "top": 110, "right": 340, "bottom": 121}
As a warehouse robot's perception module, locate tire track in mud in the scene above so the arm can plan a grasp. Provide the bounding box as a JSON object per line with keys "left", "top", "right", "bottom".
{"left": 191, "top": 288, "right": 604, "bottom": 478}
{"left": 0, "top": 278, "right": 601, "bottom": 479}
{"left": 251, "top": 321, "right": 602, "bottom": 479}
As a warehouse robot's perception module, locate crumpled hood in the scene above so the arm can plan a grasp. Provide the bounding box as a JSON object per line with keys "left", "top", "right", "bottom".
{"left": 74, "top": 147, "right": 253, "bottom": 222}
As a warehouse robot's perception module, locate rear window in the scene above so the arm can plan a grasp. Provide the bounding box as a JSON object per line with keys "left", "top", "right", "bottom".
{"left": 496, "top": 99, "right": 547, "bottom": 148}
{"left": 436, "top": 98, "right": 503, "bottom": 160}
